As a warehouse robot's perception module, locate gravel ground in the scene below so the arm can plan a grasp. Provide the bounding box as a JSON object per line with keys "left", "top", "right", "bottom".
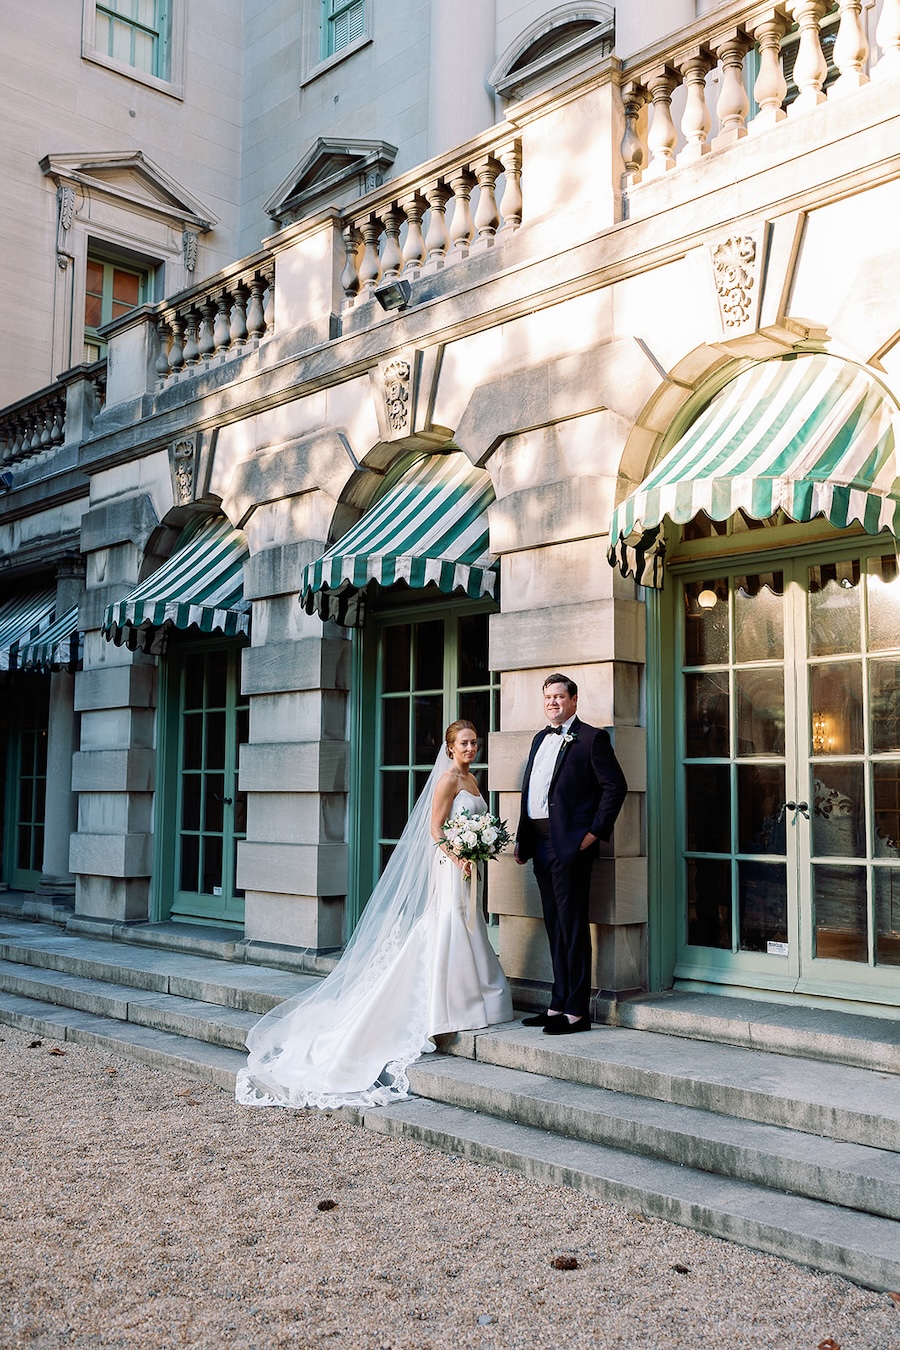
{"left": 1, "top": 1024, "right": 898, "bottom": 1350}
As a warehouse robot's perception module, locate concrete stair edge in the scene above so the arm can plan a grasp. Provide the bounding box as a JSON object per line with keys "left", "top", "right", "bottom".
{"left": 363, "top": 1096, "right": 900, "bottom": 1293}
{"left": 407, "top": 1055, "right": 900, "bottom": 1222}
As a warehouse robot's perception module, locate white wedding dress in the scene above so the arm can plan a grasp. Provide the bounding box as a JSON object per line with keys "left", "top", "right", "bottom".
{"left": 235, "top": 785, "right": 512, "bottom": 1111}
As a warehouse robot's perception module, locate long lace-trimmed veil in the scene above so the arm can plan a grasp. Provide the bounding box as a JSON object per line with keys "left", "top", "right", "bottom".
{"left": 235, "top": 750, "right": 451, "bottom": 1110}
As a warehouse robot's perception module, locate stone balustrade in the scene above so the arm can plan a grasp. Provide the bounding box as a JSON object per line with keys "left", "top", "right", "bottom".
{"left": 338, "top": 137, "right": 522, "bottom": 306}
{"left": 154, "top": 255, "right": 275, "bottom": 387}
{"left": 619, "top": 0, "right": 899, "bottom": 185}
{"left": 0, "top": 364, "right": 105, "bottom": 475}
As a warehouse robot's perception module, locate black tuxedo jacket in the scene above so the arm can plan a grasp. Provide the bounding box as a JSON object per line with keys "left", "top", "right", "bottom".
{"left": 516, "top": 717, "right": 627, "bottom": 867}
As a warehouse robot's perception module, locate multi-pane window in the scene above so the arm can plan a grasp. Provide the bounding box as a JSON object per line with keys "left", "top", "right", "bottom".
{"left": 84, "top": 255, "right": 147, "bottom": 362}
{"left": 324, "top": 0, "right": 365, "bottom": 57}
{"left": 95, "top": 0, "right": 168, "bottom": 78}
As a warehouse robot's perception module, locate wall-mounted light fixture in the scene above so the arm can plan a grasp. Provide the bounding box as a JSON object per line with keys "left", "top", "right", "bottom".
{"left": 697, "top": 587, "right": 718, "bottom": 609}
{"left": 374, "top": 278, "right": 411, "bottom": 312}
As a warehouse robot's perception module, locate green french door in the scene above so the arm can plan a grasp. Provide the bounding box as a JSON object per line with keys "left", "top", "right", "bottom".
{"left": 1, "top": 680, "right": 49, "bottom": 891}
{"left": 157, "top": 641, "right": 248, "bottom": 927}
{"left": 674, "top": 543, "right": 900, "bottom": 1006}
{"left": 351, "top": 600, "right": 498, "bottom": 929}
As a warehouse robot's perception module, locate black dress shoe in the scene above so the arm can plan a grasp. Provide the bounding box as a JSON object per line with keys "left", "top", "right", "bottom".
{"left": 543, "top": 1015, "right": 591, "bottom": 1036}
{"left": 521, "top": 1010, "right": 560, "bottom": 1028}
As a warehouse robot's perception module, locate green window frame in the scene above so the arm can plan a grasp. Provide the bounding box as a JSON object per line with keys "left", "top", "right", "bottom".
{"left": 323, "top": 0, "right": 366, "bottom": 58}
{"left": 95, "top": 0, "right": 169, "bottom": 79}
{"left": 84, "top": 254, "right": 149, "bottom": 363}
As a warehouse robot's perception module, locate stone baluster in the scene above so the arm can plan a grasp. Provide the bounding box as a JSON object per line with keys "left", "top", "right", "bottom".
{"left": 262, "top": 268, "right": 275, "bottom": 334}
{"left": 401, "top": 195, "right": 426, "bottom": 272}
{"left": 155, "top": 318, "right": 171, "bottom": 383}
{"left": 449, "top": 170, "right": 476, "bottom": 254}
{"left": 711, "top": 30, "right": 752, "bottom": 148}
{"left": 380, "top": 207, "right": 405, "bottom": 281}
{"left": 358, "top": 217, "right": 384, "bottom": 296}
{"left": 50, "top": 400, "right": 65, "bottom": 446}
{"left": 424, "top": 184, "right": 451, "bottom": 265}
{"left": 39, "top": 407, "right": 53, "bottom": 449}
{"left": 644, "top": 67, "right": 680, "bottom": 177}
{"left": 182, "top": 309, "right": 200, "bottom": 366}
{"left": 0, "top": 427, "right": 10, "bottom": 465}
{"left": 832, "top": 0, "right": 869, "bottom": 92}
{"left": 497, "top": 142, "right": 523, "bottom": 234}
{"left": 246, "top": 275, "right": 266, "bottom": 340}
{"left": 198, "top": 300, "right": 216, "bottom": 361}
{"left": 230, "top": 284, "right": 248, "bottom": 348}
{"left": 619, "top": 82, "right": 648, "bottom": 183}
{"left": 473, "top": 156, "right": 501, "bottom": 242}
{"left": 341, "top": 224, "right": 362, "bottom": 300}
{"left": 167, "top": 315, "right": 185, "bottom": 374}
{"left": 874, "top": 0, "right": 900, "bottom": 77}
{"left": 786, "top": 1, "right": 829, "bottom": 114}
{"left": 213, "top": 294, "right": 232, "bottom": 354}
{"left": 749, "top": 11, "right": 790, "bottom": 132}
{"left": 677, "top": 48, "right": 714, "bottom": 164}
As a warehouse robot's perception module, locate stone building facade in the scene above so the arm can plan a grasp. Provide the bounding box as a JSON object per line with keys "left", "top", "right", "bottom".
{"left": 2, "top": 0, "right": 900, "bottom": 1019}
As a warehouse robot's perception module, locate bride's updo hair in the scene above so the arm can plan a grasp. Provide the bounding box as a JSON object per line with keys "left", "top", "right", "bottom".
{"left": 445, "top": 719, "right": 477, "bottom": 757}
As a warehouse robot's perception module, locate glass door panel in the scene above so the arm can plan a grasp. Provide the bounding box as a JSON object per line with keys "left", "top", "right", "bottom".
{"left": 676, "top": 549, "right": 900, "bottom": 1002}
{"left": 2, "top": 680, "right": 50, "bottom": 890}
{"left": 166, "top": 643, "right": 248, "bottom": 927}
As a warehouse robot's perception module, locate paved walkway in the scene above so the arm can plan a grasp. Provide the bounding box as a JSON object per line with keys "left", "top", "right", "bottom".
{"left": 1, "top": 1024, "right": 897, "bottom": 1350}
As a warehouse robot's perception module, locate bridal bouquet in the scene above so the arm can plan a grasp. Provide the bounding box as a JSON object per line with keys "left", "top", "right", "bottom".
{"left": 438, "top": 808, "right": 511, "bottom": 863}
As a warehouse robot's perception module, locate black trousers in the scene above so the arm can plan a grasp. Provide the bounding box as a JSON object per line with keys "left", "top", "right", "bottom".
{"left": 531, "top": 821, "right": 594, "bottom": 1018}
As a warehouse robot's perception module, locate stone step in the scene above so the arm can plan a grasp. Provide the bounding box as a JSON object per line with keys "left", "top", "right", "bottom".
{"left": 612, "top": 990, "right": 900, "bottom": 1077}
{"left": 0, "top": 960, "right": 258, "bottom": 1051}
{"left": 457, "top": 1023, "right": 900, "bottom": 1152}
{"left": 407, "top": 1055, "right": 900, "bottom": 1221}
{"left": 0, "top": 990, "right": 246, "bottom": 1089}
{"left": 0, "top": 918, "right": 315, "bottom": 1013}
{"left": 364, "top": 1095, "right": 900, "bottom": 1293}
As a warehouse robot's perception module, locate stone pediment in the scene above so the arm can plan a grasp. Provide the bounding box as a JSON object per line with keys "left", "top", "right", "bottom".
{"left": 40, "top": 151, "right": 218, "bottom": 230}
{"left": 265, "top": 138, "right": 397, "bottom": 227}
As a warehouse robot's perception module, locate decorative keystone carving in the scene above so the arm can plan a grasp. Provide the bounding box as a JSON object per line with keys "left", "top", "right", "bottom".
{"left": 383, "top": 359, "right": 411, "bottom": 432}
{"left": 169, "top": 435, "right": 196, "bottom": 505}
{"left": 710, "top": 234, "right": 760, "bottom": 331}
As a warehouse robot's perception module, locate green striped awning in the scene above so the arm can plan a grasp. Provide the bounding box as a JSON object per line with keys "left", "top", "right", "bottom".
{"left": 16, "top": 606, "right": 82, "bottom": 672}
{"left": 103, "top": 514, "right": 250, "bottom": 651}
{"left": 608, "top": 353, "right": 900, "bottom": 588}
{"left": 301, "top": 452, "right": 497, "bottom": 625}
{"left": 0, "top": 587, "right": 56, "bottom": 672}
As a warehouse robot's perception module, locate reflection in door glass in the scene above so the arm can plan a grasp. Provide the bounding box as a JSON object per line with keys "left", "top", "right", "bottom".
{"left": 739, "top": 860, "right": 787, "bottom": 952}
{"left": 811, "top": 765, "right": 864, "bottom": 858}
{"left": 874, "top": 868, "right": 900, "bottom": 967}
{"left": 687, "top": 857, "right": 732, "bottom": 948}
{"left": 813, "top": 863, "right": 867, "bottom": 961}
{"left": 734, "top": 573, "right": 784, "bottom": 663}
{"left": 809, "top": 662, "right": 864, "bottom": 756}
{"left": 867, "top": 555, "right": 900, "bottom": 652}
{"left": 736, "top": 668, "right": 785, "bottom": 756}
{"left": 737, "top": 764, "right": 786, "bottom": 854}
{"left": 808, "top": 560, "right": 861, "bottom": 656}
{"left": 869, "top": 657, "right": 900, "bottom": 752}
{"left": 684, "top": 672, "right": 730, "bottom": 758}
{"left": 684, "top": 579, "right": 729, "bottom": 666}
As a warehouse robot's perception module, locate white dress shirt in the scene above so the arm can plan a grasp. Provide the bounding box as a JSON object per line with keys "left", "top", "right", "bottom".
{"left": 527, "top": 715, "right": 576, "bottom": 819}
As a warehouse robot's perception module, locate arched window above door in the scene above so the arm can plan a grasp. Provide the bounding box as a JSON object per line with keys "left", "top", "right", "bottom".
{"left": 489, "top": 3, "right": 615, "bottom": 103}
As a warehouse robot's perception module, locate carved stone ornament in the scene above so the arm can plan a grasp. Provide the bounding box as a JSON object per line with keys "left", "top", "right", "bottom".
{"left": 182, "top": 230, "right": 198, "bottom": 273}
{"left": 383, "top": 359, "right": 411, "bottom": 432}
{"left": 710, "top": 234, "right": 759, "bottom": 331}
{"left": 56, "top": 186, "right": 76, "bottom": 269}
{"left": 170, "top": 436, "right": 195, "bottom": 505}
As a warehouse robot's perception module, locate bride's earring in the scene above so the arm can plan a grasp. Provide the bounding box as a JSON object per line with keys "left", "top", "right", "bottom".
{"left": 446, "top": 744, "right": 453, "bottom": 758}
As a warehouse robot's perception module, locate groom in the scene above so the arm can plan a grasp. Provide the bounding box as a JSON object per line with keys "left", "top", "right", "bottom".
{"left": 515, "top": 673, "right": 627, "bottom": 1035}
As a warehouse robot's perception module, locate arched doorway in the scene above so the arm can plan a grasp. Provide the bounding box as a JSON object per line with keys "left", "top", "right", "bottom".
{"left": 611, "top": 352, "right": 900, "bottom": 1010}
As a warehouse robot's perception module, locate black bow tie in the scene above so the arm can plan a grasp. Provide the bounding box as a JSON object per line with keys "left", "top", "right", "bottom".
{"left": 547, "top": 725, "right": 563, "bottom": 735}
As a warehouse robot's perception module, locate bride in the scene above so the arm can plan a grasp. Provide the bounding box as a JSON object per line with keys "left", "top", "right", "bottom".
{"left": 235, "top": 719, "right": 513, "bottom": 1110}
